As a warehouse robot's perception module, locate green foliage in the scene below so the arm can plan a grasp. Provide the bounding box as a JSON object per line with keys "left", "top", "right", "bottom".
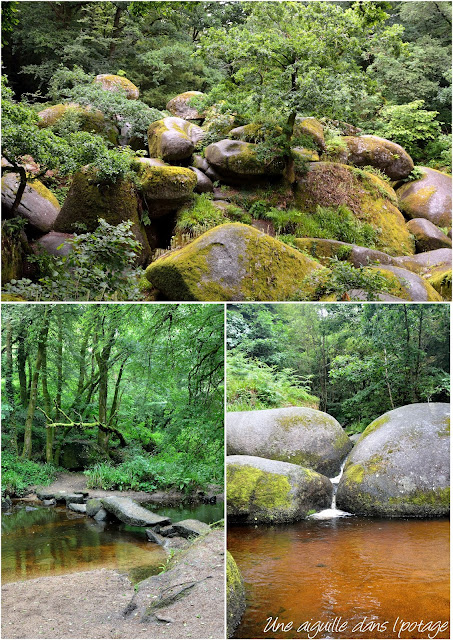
{"left": 373, "top": 100, "right": 442, "bottom": 162}
{"left": 227, "top": 351, "right": 318, "bottom": 412}
{"left": 3, "top": 219, "right": 142, "bottom": 301}
{"left": 2, "top": 452, "right": 59, "bottom": 497}
{"left": 175, "top": 193, "right": 251, "bottom": 235}
{"left": 300, "top": 259, "right": 394, "bottom": 301}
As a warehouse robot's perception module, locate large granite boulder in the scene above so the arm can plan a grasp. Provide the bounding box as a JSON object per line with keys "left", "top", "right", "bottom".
{"left": 37, "top": 103, "right": 119, "bottom": 145}
{"left": 205, "top": 139, "right": 284, "bottom": 181}
{"left": 295, "top": 162, "right": 414, "bottom": 256}
{"left": 227, "top": 552, "right": 246, "bottom": 639}
{"left": 336, "top": 403, "right": 450, "bottom": 517}
{"left": 227, "top": 406, "right": 352, "bottom": 476}
{"left": 166, "top": 91, "right": 205, "bottom": 120}
{"left": 227, "top": 455, "right": 333, "bottom": 523}
{"left": 134, "top": 159, "right": 197, "bottom": 217}
{"left": 148, "top": 117, "right": 204, "bottom": 163}
{"left": 393, "top": 249, "right": 452, "bottom": 300}
{"left": 1, "top": 223, "right": 30, "bottom": 283}
{"left": 396, "top": 167, "right": 452, "bottom": 227}
{"left": 2, "top": 174, "right": 60, "bottom": 233}
{"left": 101, "top": 497, "right": 171, "bottom": 527}
{"left": 406, "top": 218, "right": 452, "bottom": 252}
{"left": 32, "top": 232, "right": 74, "bottom": 257}
{"left": 367, "top": 265, "right": 443, "bottom": 301}
{"left": 340, "top": 135, "right": 414, "bottom": 180}
{"left": 189, "top": 166, "right": 214, "bottom": 193}
{"left": 52, "top": 167, "right": 151, "bottom": 263}
{"left": 93, "top": 74, "right": 139, "bottom": 99}
{"left": 294, "top": 116, "right": 326, "bottom": 151}
{"left": 145, "top": 223, "right": 322, "bottom": 301}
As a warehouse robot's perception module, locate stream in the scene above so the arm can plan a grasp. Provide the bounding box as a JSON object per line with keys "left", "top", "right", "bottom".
{"left": 228, "top": 518, "right": 450, "bottom": 639}
{"left": 2, "top": 500, "right": 223, "bottom": 584}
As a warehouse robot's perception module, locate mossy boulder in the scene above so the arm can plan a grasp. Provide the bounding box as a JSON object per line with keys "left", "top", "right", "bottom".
{"left": 166, "top": 91, "right": 205, "bottom": 120}
{"left": 52, "top": 167, "right": 151, "bottom": 264}
{"left": 37, "top": 103, "right": 119, "bottom": 145}
{"left": 227, "top": 406, "right": 352, "bottom": 476}
{"left": 294, "top": 238, "right": 396, "bottom": 268}
{"left": 341, "top": 135, "right": 414, "bottom": 180}
{"left": 227, "top": 552, "right": 246, "bottom": 639}
{"left": 336, "top": 403, "right": 450, "bottom": 517}
{"left": 86, "top": 498, "right": 103, "bottom": 517}
{"left": 227, "top": 455, "right": 333, "bottom": 523}
{"left": 134, "top": 160, "right": 197, "bottom": 217}
{"left": 148, "top": 117, "right": 204, "bottom": 163}
{"left": 396, "top": 167, "right": 452, "bottom": 227}
{"left": 189, "top": 166, "right": 214, "bottom": 193}
{"left": 94, "top": 74, "right": 139, "bottom": 99}
{"left": 406, "top": 218, "right": 452, "bottom": 252}
{"left": 427, "top": 269, "right": 452, "bottom": 300}
{"left": 205, "top": 140, "right": 285, "bottom": 182}
{"left": 295, "top": 162, "right": 414, "bottom": 256}
{"left": 32, "top": 231, "right": 74, "bottom": 257}
{"left": 393, "top": 248, "right": 452, "bottom": 276}
{"left": 2, "top": 174, "right": 60, "bottom": 233}
{"left": 294, "top": 117, "right": 326, "bottom": 151}
{"left": 144, "top": 222, "right": 322, "bottom": 301}
{"left": 367, "top": 264, "right": 442, "bottom": 301}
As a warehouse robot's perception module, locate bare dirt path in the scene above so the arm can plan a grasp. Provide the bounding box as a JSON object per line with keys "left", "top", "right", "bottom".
{"left": 1, "top": 530, "right": 225, "bottom": 639}
{"left": 29, "top": 472, "right": 188, "bottom": 504}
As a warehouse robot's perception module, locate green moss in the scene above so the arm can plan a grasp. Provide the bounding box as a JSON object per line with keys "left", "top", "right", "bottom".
{"left": 227, "top": 551, "right": 245, "bottom": 639}
{"left": 369, "top": 266, "right": 442, "bottom": 301}
{"left": 94, "top": 74, "right": 139, "bottom": 98}
{"left": 437, "top": 416, "right": 450, "bottom": 437}
{"left": 388, "top": 487, "right": 450, "bottom": 508}
{"left": 343, "top": 463, "right": 365, "bottom": 484}
{"left": 427, "top": 269, "right": 452, "bottom": 301}
{"left": 358, "top": 415, "right": 390, "bottom": 441}
{"left": 137, "top": 164, "right": 197, "bottom": 199}
{"left": 28, "top": 179, "right": 60, "bottom": 210}
{"left": 227, "top": 464, "right": 292, "bottom": 512}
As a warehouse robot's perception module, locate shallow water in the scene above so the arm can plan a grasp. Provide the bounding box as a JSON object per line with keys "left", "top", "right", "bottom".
{"left": 228, "top": 518, "right": 450, "bottom": 639}
{"left": 142, "top": 500, "right": 224, "bottom": 524}
{"left": 2, "top": 500, "right": 222, "bottom": 584}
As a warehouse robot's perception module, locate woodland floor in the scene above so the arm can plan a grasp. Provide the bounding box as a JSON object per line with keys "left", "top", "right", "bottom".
{"left": 2, "top": 530, "right": 225, "bottom": 639}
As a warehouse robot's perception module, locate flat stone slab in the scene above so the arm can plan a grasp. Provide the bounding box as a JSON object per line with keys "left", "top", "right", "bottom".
{"left": 101, "top": 496, "right": 171, "bottom": 527}
{"left": 68, "top": 503, "right": 86, "bottom": 514}
{"left": 145, "top": 529, "right": 166, "bottom": 545}
{"left": 64, "top": 493, "right": 86, "bottom": 504}
{"left": 172, "top": 519, "right": 210, "bottom": 538}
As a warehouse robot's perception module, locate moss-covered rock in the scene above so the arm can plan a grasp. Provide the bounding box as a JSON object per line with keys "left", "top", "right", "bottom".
{"left": 32, "top": 231, "right": 74, "bottom": 257}
{"left": 367, "top": 264, "right": 442, "bottom": 301}
{"left": 294, "top": 117, "right": 326, "bottom": 151}
{"left": 396, "top": 167, "right": 452, "bottom": 227}
{"left": 336, "top": 403, "right": 450, "bottom": 517}
{"left": 295, "top": 162, "right": 415, "bottom": 256}
{"left": 189, "top": 166, "right": 214, "bottom": 193}
{"left": 227, "top": 406, "right": 352, "bottom": 476}
{"left": 227, "top": 552, "right": 246, "bottom": 639}
{"left": 205, "top": 139, "right": 284, "bottom": 182}
{"left": 52, "top": 167, "right": 151, "bottom": 263}
{"left": 292, "top": 147, "right": 320, "bottom": 162}
{"left": 227, "top": 455, "right": 333, "bottom": 523}
{"left": 294, "top": 237, "right": 396, "bottom": 268}
{"left": 134, "top": 160, "right": 197, "bottom": 217}
{"left": 2, "top": 174, "right": 60, "bottom": 233}
{"left": 148, "top": 117, "right": 204, "bottom": 163}
{"left": 166, "top": 91, "right": 205, "bottom": 120}
{"left": 1, "top": 221, "right": 30, "bottom": 283}
{"left": 145, "top": 222, "right": 322, "bottom": 301}
{"left": 93, "top": 74, "right": 139, "bottom": 99}
{"left": 406, "top": 218, "right": 452, "bottom": 252}
{"left": 37, "top": 103, "right": 119, "bottom": 145}
{"left": 426, "top": 269, "right": 452, "bottom": 300}
{"left": 393, "top": 248, "right": 452, "bottom": 275}
{"left": 340, "top": 135, "right": 414, "bottom": 180}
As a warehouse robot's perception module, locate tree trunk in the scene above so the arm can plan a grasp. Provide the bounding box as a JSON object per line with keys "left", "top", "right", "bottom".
{"left": 41, "top": 337, "right": 53, "bottom": 463}
{"left": 22, "top": 308, "right": 52, "bottom": 459}
{"left": 109, "top": 5, "right": 125, "bottom": 59}
{"left": 17, "top": 328, "right": 28, "bottom": 407}
{"left": 5, "top": 317, "right": 18, "bottom": 454}
{"left": 283, "top": 110, "right": 297, "bottom": 185}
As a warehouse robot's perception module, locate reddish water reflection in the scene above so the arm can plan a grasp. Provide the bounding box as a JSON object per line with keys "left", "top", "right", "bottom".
{"left": 228, "top": 518, "right": 450, "bottom": 639}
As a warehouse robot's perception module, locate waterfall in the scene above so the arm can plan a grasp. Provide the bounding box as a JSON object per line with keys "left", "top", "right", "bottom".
{"left": 309, "top": 458, "right": 352, "bottom": 520}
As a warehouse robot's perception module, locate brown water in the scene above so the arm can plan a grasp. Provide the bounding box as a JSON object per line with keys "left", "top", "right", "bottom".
{"left": 228, "top": 518, "right": 450, "bottom": 639}
{"left": 2, "top": 504, "right": 168, "bottom": 584}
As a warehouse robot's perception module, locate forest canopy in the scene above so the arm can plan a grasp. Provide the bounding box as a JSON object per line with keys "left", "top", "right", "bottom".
{"left": 2, "top": 303, "right": 224, "bottom": 496}
{"left": 226, "top": 303, "right": 450, "bottom": 432}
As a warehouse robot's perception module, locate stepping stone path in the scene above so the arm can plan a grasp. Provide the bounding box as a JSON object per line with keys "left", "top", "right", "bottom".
{"left": 101, "top": 496, "right": 171, "bottom": 527}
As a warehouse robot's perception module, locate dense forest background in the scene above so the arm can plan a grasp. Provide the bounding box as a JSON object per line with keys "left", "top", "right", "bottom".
{"left": 2, "top": 304, "right": 224, "bottom": 497}
{"left": 227, "top": 304, "right": 450, "bottom": 432}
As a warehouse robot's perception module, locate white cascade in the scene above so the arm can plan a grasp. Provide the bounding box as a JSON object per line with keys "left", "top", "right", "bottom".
{"left": 309, "top": 459, "right": 352, "bottom": 520}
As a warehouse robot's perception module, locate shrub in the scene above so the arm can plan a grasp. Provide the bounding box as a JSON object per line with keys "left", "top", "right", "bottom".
{"left": 2, "top": 452, "right": 59, "bottom": 497}
{"left": 3, "top": 219, "right": 143, "bottom": 301}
